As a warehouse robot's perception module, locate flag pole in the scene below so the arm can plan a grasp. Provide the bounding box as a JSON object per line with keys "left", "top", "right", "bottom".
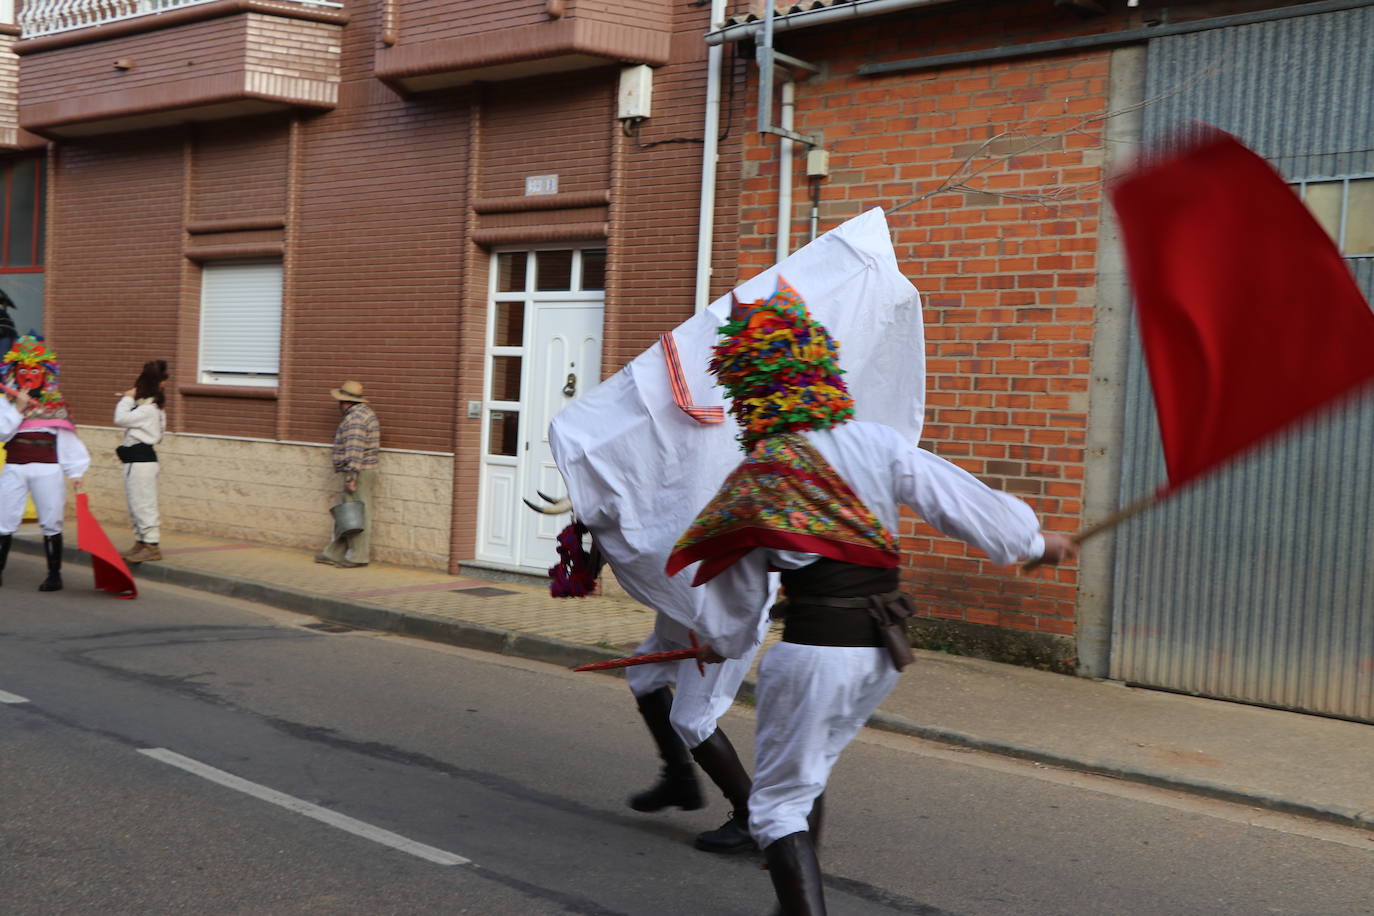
{"left": 1023, "top": 491, "right": 1160, "bottom": 572}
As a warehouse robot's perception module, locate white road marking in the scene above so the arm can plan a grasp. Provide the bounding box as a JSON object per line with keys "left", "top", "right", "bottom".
{"left": 0, "top": 689, "right": 30, "bottom": 704}
{"left": 138, "top": 748, "right": 470, "bottom": 865}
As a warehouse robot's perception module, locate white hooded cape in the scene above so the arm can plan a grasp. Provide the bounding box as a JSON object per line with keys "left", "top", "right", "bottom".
{"left": 549, "top": 208, "right": 924, "bottom": 657}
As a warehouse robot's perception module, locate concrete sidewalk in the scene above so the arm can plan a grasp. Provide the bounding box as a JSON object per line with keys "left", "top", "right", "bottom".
{"left": 12, "top": 527, "right": 1374, "bottom": 832}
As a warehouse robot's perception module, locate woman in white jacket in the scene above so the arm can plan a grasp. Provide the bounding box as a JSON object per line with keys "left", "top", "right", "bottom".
{"left": 114, "top": 360, "right": 168, "bottom": 562}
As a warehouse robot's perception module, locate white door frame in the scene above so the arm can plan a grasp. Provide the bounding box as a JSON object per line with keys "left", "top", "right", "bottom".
{"left": 476, "top": 244, "right": 605, "bottom": 569}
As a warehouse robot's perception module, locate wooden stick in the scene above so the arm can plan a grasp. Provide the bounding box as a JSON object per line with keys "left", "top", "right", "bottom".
{"left": 1023, "top": 491, "right": 1161, "bottom": 572}
{"left": 573, "top": 647, "right": 700, "bottom": 672}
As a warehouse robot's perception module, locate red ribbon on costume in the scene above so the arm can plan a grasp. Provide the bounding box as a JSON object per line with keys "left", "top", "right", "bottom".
{"left": 660, "top": 333, "right": 724, "bottom": 425}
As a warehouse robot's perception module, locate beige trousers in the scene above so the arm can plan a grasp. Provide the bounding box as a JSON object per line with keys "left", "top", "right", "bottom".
{"left": 320, "top": 467, "right": 376, "bottom": 565}
{"left": 122, "top": 461, "right": 161, "bottom": 544}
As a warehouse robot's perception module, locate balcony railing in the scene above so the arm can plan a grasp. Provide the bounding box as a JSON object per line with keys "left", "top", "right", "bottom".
{"left": 19, "top": 0, "right": 343, "bottom": 39}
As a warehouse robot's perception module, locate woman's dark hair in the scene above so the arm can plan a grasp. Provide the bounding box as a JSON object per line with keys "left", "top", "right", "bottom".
{"left": 134, "top": 359, "right": 169, "bottom": 407}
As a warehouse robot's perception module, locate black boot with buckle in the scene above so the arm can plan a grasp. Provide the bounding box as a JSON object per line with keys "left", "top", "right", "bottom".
{"left": 38, "top": 533, "right": 62, "bottom": 592}
{"left": 690, "top": 727, "right": 755, "bottom": 853}
{"left": 0, "top": 532, "right": 11, "bottom": 587}
{"left": 628, "top": 686, "right": 704, "bottom": 812}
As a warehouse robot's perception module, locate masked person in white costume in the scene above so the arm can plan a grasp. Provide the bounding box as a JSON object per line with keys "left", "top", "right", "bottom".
{"left": 619, "top": 607, "right": 771, "bottom": 852}
{"left": 0, "top": 336, "right": 91, "bottom": 591}
{"left": 543, "top": 515, "right": 770, "bottom": 853}
{"left": 666, "top": 281, "right": 1077, "bottom": 915}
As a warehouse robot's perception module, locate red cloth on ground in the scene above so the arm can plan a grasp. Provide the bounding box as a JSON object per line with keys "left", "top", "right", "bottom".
{"left": 76, "top": 493, "right": 137, "bottom": 598}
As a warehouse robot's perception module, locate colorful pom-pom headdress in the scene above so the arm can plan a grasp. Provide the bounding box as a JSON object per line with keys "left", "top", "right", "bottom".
{"left": 711, "top": 278, "right": 854, "bottom": 446}
{"left": 2, "top": 334, "right": 70, "bottom": 420}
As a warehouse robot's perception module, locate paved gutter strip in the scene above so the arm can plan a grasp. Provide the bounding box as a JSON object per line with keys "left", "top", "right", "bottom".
{"left": 863, "top": 712, "right": 1374, "bottom": 831}
{"left": 13, "top": 536, "right": 1369, "bottom": 833}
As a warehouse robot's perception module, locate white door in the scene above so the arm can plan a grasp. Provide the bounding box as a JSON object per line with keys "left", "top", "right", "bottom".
{"left": 478, "top": 247, "right": 605, "bottom": 570}
{"left": 519, "top": 303, "right": 601, "bottom": 566}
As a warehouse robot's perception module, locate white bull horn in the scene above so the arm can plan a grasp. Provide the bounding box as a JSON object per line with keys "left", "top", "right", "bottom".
{"left": 523, "top": 494, "right": 573, "bottom": 514}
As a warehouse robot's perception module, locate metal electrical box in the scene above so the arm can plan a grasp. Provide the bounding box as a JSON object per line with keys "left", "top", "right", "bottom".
{"left": 618, "top": 65, "right": 653, "bottom": 120}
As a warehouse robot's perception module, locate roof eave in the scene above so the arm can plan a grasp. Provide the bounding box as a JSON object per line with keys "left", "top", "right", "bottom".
{"left": 705, "top": 0, "right": 965, "bottom": 45}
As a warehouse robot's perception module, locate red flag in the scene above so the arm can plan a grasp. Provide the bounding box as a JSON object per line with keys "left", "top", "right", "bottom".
{"left": 1111, "top": 131, "right": 1374, "bottom": 494}
{"left": 75, "top": 493, "right": 137, "bottom": 598}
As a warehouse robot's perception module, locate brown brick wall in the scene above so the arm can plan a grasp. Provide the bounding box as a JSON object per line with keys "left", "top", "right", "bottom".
{"left": 400, "top": 0, "right": 670, "bottom": 45}
{"left": 0, "top": 33, "right": 18, "bottom": 147}
{"left": 19, "top": 12, "right": 341, "bottom": 133}
{"left": 480, "top": 76, "right": 612, "bottom": 199}
{"left": 283, "top": 0, "right": 468, "bottom": 454}
{"left": 401, "top": 0, "right": 550, "bottom": 43}
{"left": 21, "top": 18, "right": 246, "bottom": 107}
{"left": 46, "top": 130, "right": 187, "bottom": 432}
{"left": 37, "top": 0, "right": 745, "bottom": 568}
{"left": 571, "top": 0, "right": 671, "bottom": 31}
{"left": 191, "top": 117, "right": 288, "bottom": 224}
{"left": 244, "top": 14, "right": 342, "bottom": 87}
{"left": 735, "top": 0, "right": 1117, "bottom": 639}
{"left": 604, "top": 4, "right": 745, "bottom": 368}
{"left": 288, "top": 90, "right": 469, "bottom": 452}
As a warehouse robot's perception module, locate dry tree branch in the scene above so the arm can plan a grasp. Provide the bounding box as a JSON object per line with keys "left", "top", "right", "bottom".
{"left": 884, "top": 63, "right": 1227, "bottom": 214}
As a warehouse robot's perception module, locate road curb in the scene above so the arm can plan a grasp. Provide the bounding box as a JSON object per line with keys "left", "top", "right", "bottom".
{"left": 10, "top": 535, "right": 624, "bottom": 671}
{"left": 862, "top": 712, "right": 1374, "bottom": 832}
{"left": 14, "top": 535, "right": 1371, "bottom": 833}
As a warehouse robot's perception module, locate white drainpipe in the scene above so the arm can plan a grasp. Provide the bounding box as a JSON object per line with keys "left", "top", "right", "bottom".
{"left": 693, "top": 0, "right": 728, "bottom": 313}
{"left": 776, "top": 79, "right": 795, "bottom": 263}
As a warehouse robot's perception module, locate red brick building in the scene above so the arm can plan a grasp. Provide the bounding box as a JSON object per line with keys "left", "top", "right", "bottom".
{"left": 4, "top": 0, "right": 748, "bottom": 580}
{"left": 7, "top": 0, "right": 1374, "bottom": 718}
{"left": 710, "top": 0, "right": 1374, "bottom": 726}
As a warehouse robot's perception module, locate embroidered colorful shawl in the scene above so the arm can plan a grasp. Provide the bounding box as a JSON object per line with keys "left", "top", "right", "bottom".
{"left": 666, "top": 432, "right": 898, "bottom": 585}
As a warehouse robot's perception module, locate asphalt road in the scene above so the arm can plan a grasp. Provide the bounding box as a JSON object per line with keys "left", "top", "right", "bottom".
{"left": 2, "top": 551, "right": 1373, "bottom": 915}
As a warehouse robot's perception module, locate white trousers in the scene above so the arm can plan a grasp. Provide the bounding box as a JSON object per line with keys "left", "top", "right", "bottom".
{"left": 122, "top": 461, "right": 161, "bottom": 543}
{"left": 626, "top": 631, "right": 761, "bottom": 748}
{"left": 0, "top": 463, "right": 67, "bottom": 536}
{"left": 749, "top": 642, "right": 900, "bottom": 847}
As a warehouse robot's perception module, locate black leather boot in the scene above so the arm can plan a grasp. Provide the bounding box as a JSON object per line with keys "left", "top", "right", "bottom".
{"left": 0, "top": 533, "right": 11, "bottom": 587}
{"left": 690, "top": 728, "right": 755, "bottom": 853}
{"left": 764, "top": 831, "right": 826, "bottom": 915}
{"left": 38, "top": 533, "right": 62, "bottom": 592}
{"left": 628, "top": 687, "right": 704, "bottom": 812}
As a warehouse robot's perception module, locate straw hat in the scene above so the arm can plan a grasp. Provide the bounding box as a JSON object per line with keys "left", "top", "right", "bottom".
{"left": 330, "top": 380, "right": 369, "bottom": 403}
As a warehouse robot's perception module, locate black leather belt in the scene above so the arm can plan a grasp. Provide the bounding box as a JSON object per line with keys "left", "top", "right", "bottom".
{"left": 778, "top": 591, "right": 905, "bottom": 648}
{"left": 781, "top": 605, "right": 884, "bottom": 647}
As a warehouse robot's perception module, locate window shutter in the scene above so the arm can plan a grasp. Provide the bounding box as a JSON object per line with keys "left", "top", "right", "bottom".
{"left": 199, "top": 261, "right": 282, "bottom": 382}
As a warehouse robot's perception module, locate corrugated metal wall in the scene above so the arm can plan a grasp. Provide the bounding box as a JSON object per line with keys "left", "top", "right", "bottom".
{"left": 1112, "top": 4, "right": 1374, "bottom": 721}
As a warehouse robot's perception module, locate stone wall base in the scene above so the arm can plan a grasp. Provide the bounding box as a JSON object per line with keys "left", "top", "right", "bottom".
{"left": 75, "top": 428, "right": 454, "bottom": 570}
{"left": 909, "top": 617, "right": 1077, "bottom": 675}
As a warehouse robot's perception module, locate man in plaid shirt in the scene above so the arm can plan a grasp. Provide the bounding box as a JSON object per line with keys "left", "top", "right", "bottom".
{"left": 316, "top": 380, "right": 380, "bottom": 568}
